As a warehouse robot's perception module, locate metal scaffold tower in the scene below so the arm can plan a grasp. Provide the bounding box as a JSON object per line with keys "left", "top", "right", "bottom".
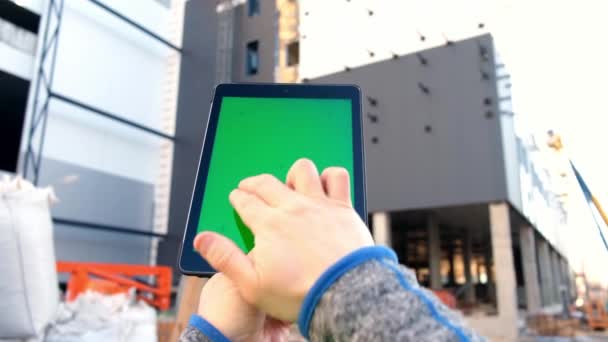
{"left": 23, "top": 0, "right": 182, "bottom": 238}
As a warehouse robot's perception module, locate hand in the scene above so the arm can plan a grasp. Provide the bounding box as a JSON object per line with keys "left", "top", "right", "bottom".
{"left": 197, "top": 273, "right": 290, "bottom": 341}
{"left": 194, "top": 158, "right": 374, "bottom": 321}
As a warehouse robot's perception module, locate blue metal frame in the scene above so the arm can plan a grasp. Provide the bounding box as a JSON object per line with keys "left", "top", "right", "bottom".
{"left": 23, "top": 0, "right": 64, "bottom": 186}
{"left": 88, "top": 0, "right": 182, "bottom": 52}
{"left": 23, "top": 0, "right": 183, "bottom": 238}
{"left": 53, "top": 217, "right": 167, "bottom": 238}
{"left": 51, "top": 92, "right": 176, "bottom": 140}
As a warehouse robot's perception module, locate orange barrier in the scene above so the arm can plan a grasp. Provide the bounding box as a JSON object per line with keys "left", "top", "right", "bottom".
{"left": 585, "top": 299, "right": 608, "bottom": 330}
{"left": 57, "top": 262, "right": 173, "bottom": 310}
{"left": 433, "top": 289, "right": 457, "bottom": 309}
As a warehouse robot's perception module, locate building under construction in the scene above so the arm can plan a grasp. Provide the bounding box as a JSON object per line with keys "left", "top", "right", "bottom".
{"left": 198, "top": 1, "right": 585, "bottom": 340}
{"left": 1, "top": 0, "right": 605, "bottom": 340}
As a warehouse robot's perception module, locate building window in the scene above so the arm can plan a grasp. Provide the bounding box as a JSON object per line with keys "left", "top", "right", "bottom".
{"left": 248, "top": 0, "right": 260, "bottom": 16}
{"left": 286, "top": 41, "right": 299, "bottom": 66}
{"left": 0, "top": 70, "right": 28, "bottom": 173}
{"left": 246, "top": 41, "right": 259, "bottom": 75}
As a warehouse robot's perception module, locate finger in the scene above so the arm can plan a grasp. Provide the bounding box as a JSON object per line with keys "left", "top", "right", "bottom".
{"left": 229, "top": 189, "right": 272, "bottom": 233}
{"left": 321, "top": 167, "right": 352, "bottom": 205}
{"left": 286, "top": 158, "right": 325, "bottom": 198}
{"left": 239, "top": 174, "right": 294, "bottom": 207}
{"left": 264, "top": 317, "right": 291, "bottom": 338}
{"left": 194, "top": 232, "right": 257, "bottom": 290}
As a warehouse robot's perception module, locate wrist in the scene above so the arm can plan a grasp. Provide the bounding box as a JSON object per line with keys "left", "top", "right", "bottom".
{"left": 189, "top": 315, "right": 231, "bottom": 342}
{"left": 297, "top": 246, "right": 398, "bottom": 338}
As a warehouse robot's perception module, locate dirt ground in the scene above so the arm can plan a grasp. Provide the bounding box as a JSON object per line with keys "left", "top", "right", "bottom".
{"left": 519, "top": 329, "right": 608, "bottom": 341}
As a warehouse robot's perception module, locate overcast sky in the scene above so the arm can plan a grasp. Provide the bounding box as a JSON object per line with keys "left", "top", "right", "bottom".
{"left": 478, "top": 0, "right": 608, "bottom": 283}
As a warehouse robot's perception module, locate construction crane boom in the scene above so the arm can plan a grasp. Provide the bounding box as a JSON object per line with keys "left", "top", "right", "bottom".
{"left": 570, "top": 163, "right": 608, "bottom": 251}
{"left": 547, "top": 131, "right": 608, "bottom": 252}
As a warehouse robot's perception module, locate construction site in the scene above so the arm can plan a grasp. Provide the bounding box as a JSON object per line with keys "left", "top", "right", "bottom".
{"left": 1, "top": 0, "right": 608, "bottom": 341}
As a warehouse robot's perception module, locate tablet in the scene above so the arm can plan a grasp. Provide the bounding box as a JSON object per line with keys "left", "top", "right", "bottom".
{"left": 178, "top": 83, "right": 366, "bottom": 276}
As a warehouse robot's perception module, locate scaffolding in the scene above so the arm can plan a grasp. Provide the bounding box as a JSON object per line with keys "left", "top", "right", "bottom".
{"left": 22, "top": 0, "right": 181, "bottom": 239}
{"left": 215, "top": 0, "right": 241, "bottom": 83}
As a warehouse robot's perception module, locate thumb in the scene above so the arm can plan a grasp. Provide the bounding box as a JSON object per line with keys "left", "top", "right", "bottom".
{"left": 194, "top": 232, "right": 257, "bottom": 289}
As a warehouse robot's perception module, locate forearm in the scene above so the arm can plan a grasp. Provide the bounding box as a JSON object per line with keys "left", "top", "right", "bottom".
{"left": 300, "top": 247, "right": 486, "bottom": 342}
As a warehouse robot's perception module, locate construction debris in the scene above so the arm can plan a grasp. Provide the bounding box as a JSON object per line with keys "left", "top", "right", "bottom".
{"left": 527, "top": 314, "right": 580, "bottom": 337}
{"left": 46, "top": 290, "right": 157, "bottom": 342}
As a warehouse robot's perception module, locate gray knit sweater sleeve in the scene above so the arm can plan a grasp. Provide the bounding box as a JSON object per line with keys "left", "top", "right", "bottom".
{"left": 308, "top": 259, "right": 487, "bottom": 342}
{"left": 180, "top": 257, "right": 486, "bottom": 342}
{"left": 180, "top": 325, "right": 212, "bottom": 342}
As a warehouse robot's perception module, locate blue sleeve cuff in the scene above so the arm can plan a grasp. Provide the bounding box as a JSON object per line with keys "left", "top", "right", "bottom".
{"left": 189, "top": 314, "right": 231, "bottom": 342}
{"left": 297, "top": 246, "right": 398, "bottom": 338}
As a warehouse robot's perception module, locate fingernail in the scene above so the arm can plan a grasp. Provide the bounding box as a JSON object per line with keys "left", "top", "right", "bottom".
{"left": 194, "top": 233, "right": 214, "bottom": 256}
{"left": 229, "top": 189, "right": 239, "bottom": 202}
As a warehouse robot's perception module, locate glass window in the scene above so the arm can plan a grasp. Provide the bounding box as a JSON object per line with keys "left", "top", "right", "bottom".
{"left": 248, "top": 0, "right": 260, "bottom": 16}
{"left": 286, "top": 41, "right": 299, "bottom": 66}
{"left": 0, "top": 70, "right": 28, "bottom": 172}
{"left": 246, "top": 40, "right": 259, "bottom": 75}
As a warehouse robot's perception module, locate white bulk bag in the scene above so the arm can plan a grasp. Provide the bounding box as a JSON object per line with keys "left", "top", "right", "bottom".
{"left": 45, "top": 291, "right": 157, "bottom": 342}
{"left": 0, "top": 177, "right": 59, "bottom": 340}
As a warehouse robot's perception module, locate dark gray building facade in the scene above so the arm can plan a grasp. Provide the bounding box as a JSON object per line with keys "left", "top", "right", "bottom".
{"left": 315, "top": 35, "right": 508, "bottom": 212}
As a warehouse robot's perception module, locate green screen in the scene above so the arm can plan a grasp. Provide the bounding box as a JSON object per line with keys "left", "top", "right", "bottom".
{"left": 197, "top": 96, "right": 354, "bottom": 252}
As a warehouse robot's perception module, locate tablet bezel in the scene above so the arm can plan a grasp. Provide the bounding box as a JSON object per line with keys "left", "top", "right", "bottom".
{"left": 178, "top": 83, "right": 366, "bottom": 276}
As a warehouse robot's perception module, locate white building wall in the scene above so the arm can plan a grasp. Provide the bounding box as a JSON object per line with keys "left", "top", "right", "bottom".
{"left": 24, "top": 0, "right": 173, "bottom": 184}
{"left": 7, "top": 0, "right": 45, "bottom": 15}
{"left": 0, "top": 40, "right": 33, "bottom": 80}
{"left": 11, "top": 0, "right": 181, "bottom": 265}
{"left": 150, "top": 0, "right": 185, "bottom": 266}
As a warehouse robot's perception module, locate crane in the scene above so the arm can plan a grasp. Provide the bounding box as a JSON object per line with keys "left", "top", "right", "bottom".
{"left": 547, "top": 131, "right": 608, "bottom": 252}
{"left": 547, "top": 131, "right": 608, "bottom": 330}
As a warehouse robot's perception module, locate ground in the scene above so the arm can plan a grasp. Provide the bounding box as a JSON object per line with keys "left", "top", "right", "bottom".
{"left": 519, "top": 329, "right": 608, "bottom": 342}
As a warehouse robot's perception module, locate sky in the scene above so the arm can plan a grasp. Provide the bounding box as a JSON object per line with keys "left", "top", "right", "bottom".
{"left": 489, "top": 0, "right": 607, "bottom": 201}
{"left": 494, "top": 0, "right": 608, "bottom": 283}
{"left": 301, "top": 0, "right": 608, "bottom": 283}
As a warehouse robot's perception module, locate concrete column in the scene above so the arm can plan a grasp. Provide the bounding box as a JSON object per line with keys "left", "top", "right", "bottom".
{"left": 484, "top": 244, "right": 496, "bottom": 304}
{"left": 372, "top": 212, "right": 392, "bottom": 247}
{"left": 550, "top": 249, "right": 563, "bottom": 305}
{"left": 448, "top": 243, "right": 456, "bottom": 285}
{"left": 560, "top": 258, "right": 572, "bottom": 304}
{"left": 537, "top": 239, "right": 554, "bottom": 306}
{"left": 428, "top": 214, "right": 442, "bottom": 290}
{"left": 519, "top": 225, "right": 541, "bottom": 313}
{"left": 558, "top": 256, "right": 571, "bottom": 315}
{"left": 463, "top": 229, "right": 476, "bottom": 303}
{"left": 488, "top": 202, "right": 518, "bottom": 340}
